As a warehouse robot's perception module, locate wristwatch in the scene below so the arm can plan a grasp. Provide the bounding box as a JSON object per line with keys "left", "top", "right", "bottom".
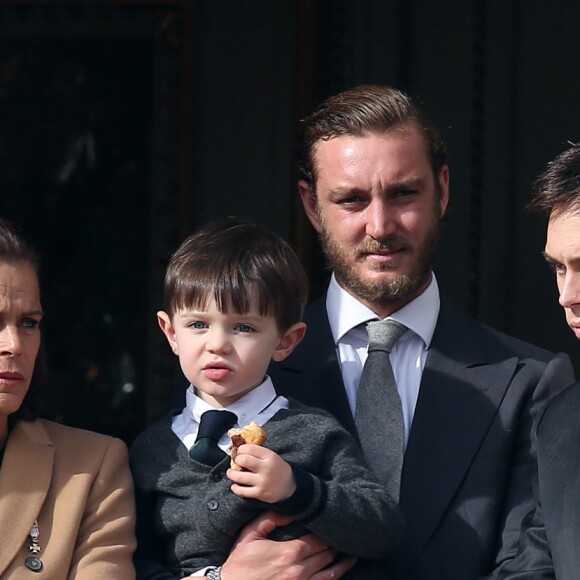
{"left": 206, "top": 567, "right": 222, "bottom": 580}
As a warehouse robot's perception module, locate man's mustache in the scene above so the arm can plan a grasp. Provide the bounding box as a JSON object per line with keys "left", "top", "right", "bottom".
{"left": 354, "top": 238, "right": 409, "bottom": 257}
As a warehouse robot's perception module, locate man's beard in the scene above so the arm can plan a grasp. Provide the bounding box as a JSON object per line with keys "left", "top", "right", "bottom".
{"left": 318, "top": 209, "right": 441, "bottom": 306}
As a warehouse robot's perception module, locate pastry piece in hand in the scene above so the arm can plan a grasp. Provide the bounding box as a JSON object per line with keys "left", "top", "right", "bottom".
{"left": 228, "top": 421, "right": 267, "bottom": 471}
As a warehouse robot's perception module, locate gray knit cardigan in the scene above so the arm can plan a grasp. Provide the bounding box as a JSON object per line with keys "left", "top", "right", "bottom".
{"left": 130, "top": 400, "right": 402, "bottom": 579}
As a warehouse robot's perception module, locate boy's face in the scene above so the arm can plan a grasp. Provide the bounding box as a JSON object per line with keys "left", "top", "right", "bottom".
{"left": 158, "top": 298, "right": 305, "bottom": 408}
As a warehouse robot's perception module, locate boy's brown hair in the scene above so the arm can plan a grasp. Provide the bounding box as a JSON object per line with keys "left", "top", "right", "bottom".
{"left": 163, "top": 217, "right": 308, "bottom": 331}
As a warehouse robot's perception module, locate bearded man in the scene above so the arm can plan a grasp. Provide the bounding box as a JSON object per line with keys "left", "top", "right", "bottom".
{"left": 268, "top": 85, "right": 574, "bottom": 580}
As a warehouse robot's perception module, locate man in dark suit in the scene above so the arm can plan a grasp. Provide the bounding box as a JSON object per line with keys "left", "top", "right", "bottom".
{"left": 268, "top": 85, "right": 575, "bottom": 580}
{"left": 491, "top": 144, "right": 580, "bottom": 579}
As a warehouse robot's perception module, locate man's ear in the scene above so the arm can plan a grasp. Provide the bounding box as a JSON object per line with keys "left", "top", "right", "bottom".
{"left": 272, "top": 322, "right": 307, "bottom": 362}
{"left": 298, "top": 180, "right": 322, "bottom": 233}
{"left": 157, "top": 311, "right": 179, "bottom": 355}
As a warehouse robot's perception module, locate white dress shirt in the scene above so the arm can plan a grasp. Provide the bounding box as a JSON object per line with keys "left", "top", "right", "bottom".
{"left": 326, "top": 272, "right": 440, "bottom": 447}
{"left": 171, "top": 376, "right": 288, "bottom": 450}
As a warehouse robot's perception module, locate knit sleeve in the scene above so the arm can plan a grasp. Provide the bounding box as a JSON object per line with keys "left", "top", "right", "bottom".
{"left": 266, "top": 406, "right": 403, "bottom": 560}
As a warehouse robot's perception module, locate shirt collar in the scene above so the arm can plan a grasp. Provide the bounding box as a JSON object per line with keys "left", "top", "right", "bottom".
{"left": 185, "top": 376, "right": 278, "bottom": 426}
{"left": 326, "top": 272, "right": 440, "bottom": 349}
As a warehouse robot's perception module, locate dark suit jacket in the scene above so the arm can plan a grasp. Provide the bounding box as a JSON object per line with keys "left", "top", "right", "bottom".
{"left": 268, "top": 296, "right": 574, "bottom": 580}
{"left": 493, "top": 381, "right": 580, "bottom": 580}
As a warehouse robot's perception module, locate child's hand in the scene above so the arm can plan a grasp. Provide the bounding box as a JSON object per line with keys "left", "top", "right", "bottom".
{"left": 227, "top": 445, "right": 296, "bottom": 504}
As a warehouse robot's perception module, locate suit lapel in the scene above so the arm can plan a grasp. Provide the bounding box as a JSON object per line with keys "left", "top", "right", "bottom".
{"left": 0, "top": 419, "right": 54, "bottom": 576}
{"left": 561, "top": 454, "right": 580, "bottom": 575}
{"left": 398, "top": 303, "right": 518, "bottom": 567}
{"left": 282, "top": 296, "right": 521, "bottom": 568}
{"left": 551, "top": 409, "right": 580, "bottom": 577}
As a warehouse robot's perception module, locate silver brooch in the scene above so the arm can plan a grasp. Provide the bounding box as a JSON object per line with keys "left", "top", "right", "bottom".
{"left": 28, "top": 520, "right": 42, "bottom": 554}
{"left": 25, "top": 520, "right": 43, "bottom": 573}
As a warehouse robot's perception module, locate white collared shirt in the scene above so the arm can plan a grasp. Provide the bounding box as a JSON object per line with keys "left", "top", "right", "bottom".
{"left": 326, "top": 273, "right": 440, "bottom": 447}
{"left": 171, "top": 376, "right": 288, "bottom": 451}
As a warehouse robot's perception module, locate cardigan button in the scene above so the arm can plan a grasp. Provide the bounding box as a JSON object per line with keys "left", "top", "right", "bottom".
{"left": 207, "top": 499, "right": 219, "bottom": 510}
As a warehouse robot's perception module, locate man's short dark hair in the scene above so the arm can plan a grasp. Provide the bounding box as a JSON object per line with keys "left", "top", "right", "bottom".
{"left": 297, "top": 84, "right": 448, "bottom": 187}
{"left": 531, "top": 143, "right": 580, "bottom": 217}
{"left": 163, "top": 217, "right": 308, "bottom": 332}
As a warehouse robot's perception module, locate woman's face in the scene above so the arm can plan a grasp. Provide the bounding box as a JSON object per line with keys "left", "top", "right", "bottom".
{"left": 0, "top": 262, "right": 42, "bottom": 420}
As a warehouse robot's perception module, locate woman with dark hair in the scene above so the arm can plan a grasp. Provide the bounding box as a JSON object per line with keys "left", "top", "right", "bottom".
{"left": 0, "top": 218, "right": 136, "bottom": 578}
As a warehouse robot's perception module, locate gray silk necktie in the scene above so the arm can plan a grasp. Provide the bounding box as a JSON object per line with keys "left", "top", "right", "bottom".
{"left": 355, "top": 319, "right": 407, "bottom": 500}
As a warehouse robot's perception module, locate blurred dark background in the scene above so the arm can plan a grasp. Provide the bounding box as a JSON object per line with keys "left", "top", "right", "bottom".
{"left": 1, "top": 0, "right": 579, "bottom": 445}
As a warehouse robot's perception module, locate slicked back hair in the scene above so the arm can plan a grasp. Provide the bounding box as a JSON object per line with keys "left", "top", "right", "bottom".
{"left": 298, "top": 84, "right": 448, "bottom": 188}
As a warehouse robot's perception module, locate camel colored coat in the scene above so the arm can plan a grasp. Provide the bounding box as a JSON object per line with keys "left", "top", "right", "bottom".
{"left": 0, "top": 418, "right": 136, "bottom": 579}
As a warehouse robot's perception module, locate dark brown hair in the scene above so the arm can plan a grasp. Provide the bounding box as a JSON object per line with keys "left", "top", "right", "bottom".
{"left": 163, "top": 218, "right": 308, "bottom": 331}
{"left": 298, "top": 84, "right": 448, "bottom": 188}
{"left": 0, "top": 218, "right": 39, "bottom": 271}
{"left": 530, "top": 143, "right": 580, "bottom": 217}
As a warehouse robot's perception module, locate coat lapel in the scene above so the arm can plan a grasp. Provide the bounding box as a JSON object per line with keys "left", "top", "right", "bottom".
{"left": 561, "top": 452, "right": 580, "bottom": 576}
{"left": 280, "top": 296, "right": 521, "bottom": 568}
{"left": 397, "top": 303, "right": 518, "bottom": 569}
{"left": 0, "top": 419, "right": 54, "bottom": 576}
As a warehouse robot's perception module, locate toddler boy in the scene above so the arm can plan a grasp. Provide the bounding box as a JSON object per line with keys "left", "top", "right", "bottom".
{"left": 130, "top": 218, "right": 402, "bottom": 579}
